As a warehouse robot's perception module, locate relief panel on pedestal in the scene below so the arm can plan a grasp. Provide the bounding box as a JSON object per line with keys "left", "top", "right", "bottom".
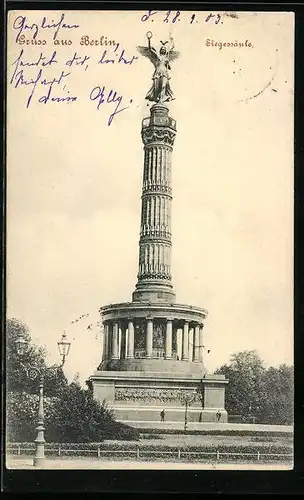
{"left": 115, "top": 387, "right": 201, "bottom": 404}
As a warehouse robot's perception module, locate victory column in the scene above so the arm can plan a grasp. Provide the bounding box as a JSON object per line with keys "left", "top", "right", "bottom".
{"left": 89, "top": 33, "right": 228, "bottom": 423}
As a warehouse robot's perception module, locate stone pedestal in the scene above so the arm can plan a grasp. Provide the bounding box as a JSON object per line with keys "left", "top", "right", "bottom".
{"left": 90, "top": 371, "right": 228, "bottom": 423}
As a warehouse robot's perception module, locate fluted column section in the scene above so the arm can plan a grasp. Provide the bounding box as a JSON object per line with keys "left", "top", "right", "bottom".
{"left": 133, "top": 105, "right": 176, "bottom": 303}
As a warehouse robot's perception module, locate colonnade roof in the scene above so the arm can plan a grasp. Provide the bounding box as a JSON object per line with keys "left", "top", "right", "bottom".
{"left": 100, "top": 301, "right": 207, "bottom": 313}
{"left": 99, "top": 301, "right": 208, "bottom": 324}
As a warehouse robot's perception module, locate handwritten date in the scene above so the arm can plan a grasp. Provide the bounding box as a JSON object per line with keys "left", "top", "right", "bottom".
{"left": 140, "top": 10, "right": 222, "bottom": 25}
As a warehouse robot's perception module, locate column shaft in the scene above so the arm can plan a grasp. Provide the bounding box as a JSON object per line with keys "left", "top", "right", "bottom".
{"left": 120, "top": 327, "right": 126, "bottom": 359}
{"left": 177, "top": 328, "right": 183, "bottom": 360}
{"left": 199, "top": 325, "right": 204, "bottom": 361}
{"left": 188, "top": 327, "right": 194, "bottom": 362}
{"left": 118, "top": 327, "right": 122, "bottom": 359}
{"left": 133, "top": 105, "right": 176, "bottom": 302}
{"left": 182, "top": 322, "right": 189, "bottom": 361}
{"left": 103, "top": 323, "right": 108, "bottom": 360}
{"left": 165, "top": 320, "right": 173, "bottom": 359}
{"left": 111, "top": 322, "right": 119, "bottom": 360}
{"left": 146, "top": 319, "right": 153, "bottom": 358}
{"left": 194, "top": 325, "right": 200, "bottom": 362}
{"left": 127, "top": 320, "right": 135, "bottom": 358}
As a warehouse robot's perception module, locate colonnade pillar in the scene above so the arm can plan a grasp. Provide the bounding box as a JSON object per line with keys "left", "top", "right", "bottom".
{"left": 165, "top": 320, "right": 172, "bottom": 359}
{"left": 193, "top": 324, "right": 200, "bottom": 362}
{"left": 127, "top": 320, "right": 135, "bottom": 358}
{"left": 146, "top": 319, "right": 153, "bottom": 358}
{"left": 182, "top": 321, "right": 189, "bottom": 361}
{"left": 199, "top": 325, "right": 204, "bottom": 362}
{"left": 189, "top": 327, "right": 194, "bottom": 362}
{"left": 177, "top": 328, "right": 183, "bottom": 360}
{"left": 111, "top": 322, "right": 119, "bottom": 359}
{"left": 102, "top": 323, "right": 108, "bottom": 360}
{"left": 104, "top": 318, "right": 204, "bottom": 362}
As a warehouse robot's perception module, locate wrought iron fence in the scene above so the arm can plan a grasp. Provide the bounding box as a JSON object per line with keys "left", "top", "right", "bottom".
{"left": 6, "top": 443, "right": 293, "bottom": 462}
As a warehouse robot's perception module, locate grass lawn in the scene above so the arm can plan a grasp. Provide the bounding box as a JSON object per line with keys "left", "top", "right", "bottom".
{"left": 102, "top": 432, "right": 293, "bottom": 449}
{"left": 137, "top": 433, "right": 293, "bottom": 449}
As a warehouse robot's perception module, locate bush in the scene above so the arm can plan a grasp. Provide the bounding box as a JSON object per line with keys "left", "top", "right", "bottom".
{"left": 105, "top": 421, "right": 140, "bottom": 441}
{"left": 6, "top": 385, "right": 139, "bottom": 443}
{"left": 6, "top": 391, "right": 58, "bottom": 442}
{"left": 47, "top": 382, "right": 139, "bottom": 442}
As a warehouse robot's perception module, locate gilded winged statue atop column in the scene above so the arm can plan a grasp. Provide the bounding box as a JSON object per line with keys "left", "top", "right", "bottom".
{"left": 137, "top": 32, "right": 179, "bottom": 104}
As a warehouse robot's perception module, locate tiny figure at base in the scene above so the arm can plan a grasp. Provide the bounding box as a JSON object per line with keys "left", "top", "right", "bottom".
{"left": 199, "top": 412, "right": 203, "bottom": 422}
{"left": 216, "top": 410, "right": 221, "bottom": 422}
{"left": 160, "top": 409, "right": 165, "bottom": 422}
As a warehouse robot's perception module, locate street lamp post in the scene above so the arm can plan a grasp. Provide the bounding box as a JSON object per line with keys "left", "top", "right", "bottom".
{"left": 184, "top": 399, "right": 189, "bottom": 431}
{"left": 15, "top": 331, "right": 71, "bottom": 467}
{"left": 179, "top": 391, "right": 198, "bottom": 432}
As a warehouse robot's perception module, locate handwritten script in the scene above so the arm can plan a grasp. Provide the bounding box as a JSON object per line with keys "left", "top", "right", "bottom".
{"left": 140, "top": 10, "right": 223, "bottom": 25}
{"left": 9, "top": 11, "right": 225, "bottom": 125}
{"left": 13, "top": 13, "right": 80, "bottom": 42}
{"left": 9, "top": 13, "right": 139, "bottom": 125}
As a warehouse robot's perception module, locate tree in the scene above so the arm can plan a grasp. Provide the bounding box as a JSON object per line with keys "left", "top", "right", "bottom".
{"left": 6, "top": 318, "right": 139, "bottom": 442}
{"left": 6, "top": 318, "right": 67, "bottom": 396}
{"left": 215, "top": 350, "right": 294, "bottom": 425}
{"left": 215, "top": 350, "right": 266, "bottom": 421}
{"left": 7, "top": 318, "right": 45, "bottom": 393}
{"left": 259, "top": 364, "right": 294, "bottom": 425}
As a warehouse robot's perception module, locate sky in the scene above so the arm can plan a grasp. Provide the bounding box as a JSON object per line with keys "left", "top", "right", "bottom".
{"left": 7, "top": 10, "right": 294, "bottom": 386}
